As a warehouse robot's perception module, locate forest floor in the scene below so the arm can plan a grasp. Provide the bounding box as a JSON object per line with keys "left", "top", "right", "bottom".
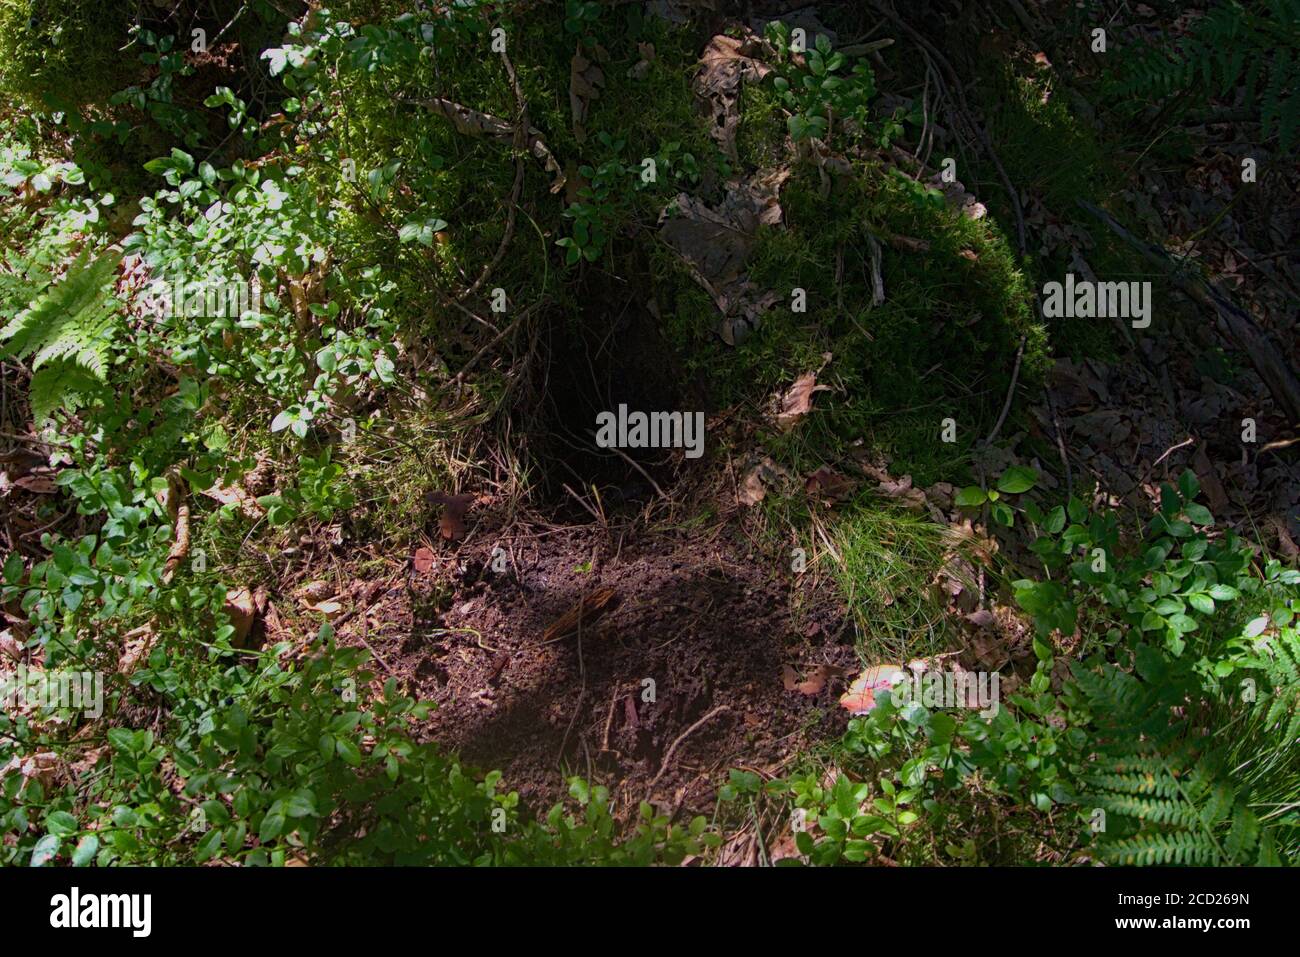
{"left": 2, "top": 0, "right": 1297, "bottom": 866}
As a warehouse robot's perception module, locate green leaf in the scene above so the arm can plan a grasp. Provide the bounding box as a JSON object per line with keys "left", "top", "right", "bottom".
{"left": 996, "top": 466, "right": 1038, "bottom": 494}
{"left": 335, "top": 738, "right": 362, "bottom": 765}
{"left": 194, "top": 828, "right": 223, "bottom": 863}
{"left": 201, "top": 800, "right": 230, "bottom": 826}
{"left": 259, "top": 812, "right": 285, "bottom": 842}
{"left": 71, "top": 834, "right": 99, "bottom": 867}
{"left": 30, "top": 834, "right": 60, "bottom": 867}
{"left": 1044, "top": 506, "right": 1066, "bottom": 534}
{"left": 398, "top": 216, "right": 448, "bottom": 247}
{"left": 954, "top": 486, "right": 987, "bottom": 507}
{"left": 795, "top": 830, "right": 814, "bottom": 856}
{"left": 45, "top": 810, "right": 77, "bottom": 836}
{"left": 286, "top": 789, "right": 317, "bottom": 818}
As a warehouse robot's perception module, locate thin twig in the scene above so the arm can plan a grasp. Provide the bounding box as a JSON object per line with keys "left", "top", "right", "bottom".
{"left": 605, "top": 444, "right": 667, "bottom": 499}
{"left": 984, "top": 334, "right": 1027, "bottom": 446}
{"left": 648, "top": 706, "right": 731, "bottom": 792}
{"left": 458, "top": 48, "right": 527, "bottom": 303}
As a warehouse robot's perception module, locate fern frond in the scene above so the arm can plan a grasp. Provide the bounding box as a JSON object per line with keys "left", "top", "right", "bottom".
{"left": 1098, "top": 829, "right": 1220, "bottom": 866}
{"left": 1092, "top": 792, "right": 1206, "bottom": 828}
{"left": 28, "top": 362, "right": 104, "bottom": 421}
{"left": 1226, "top": 804, "right": 1261, "bottom": 863}
{"left": 1075, "top": 657, "right": 1262, "bottom": 865}
{"left": 1108, "top": 2, "right": 1300, "bottom": 149}
{"left": 0, "top": 247, "right": 121, "bottom": 420}
{"left": 1255, "top": 628, "right": 1300, "bottom": 742}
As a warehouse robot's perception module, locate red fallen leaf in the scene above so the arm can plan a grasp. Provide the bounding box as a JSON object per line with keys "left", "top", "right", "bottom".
{"left": 839, "top": 665, "right": 905, "bottom": 714}
{"left": 412, "top": 546, "right": 436, "bottom": 574}
{"left": 426, "top": 492, "right": 475, "bottom": 541}
{"left": 782, "top": 663, "right": 845, "bottom": 696}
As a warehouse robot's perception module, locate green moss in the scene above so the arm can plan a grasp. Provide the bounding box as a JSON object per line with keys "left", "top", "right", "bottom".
{"left": 656, "top": 158, "right": 1047, "bottom": 485}
{"left": 981, "top": 63, "right": 1114, "bottom": 213}
{"left": 0, "top": 1, "right": 137, "bottom": 106}
{"left": 736, "top": 83, "right": 786, "bottom": 171}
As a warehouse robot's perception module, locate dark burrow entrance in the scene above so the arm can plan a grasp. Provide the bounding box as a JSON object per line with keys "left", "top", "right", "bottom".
{"left": 531, "top": 274, "right": 695, "bottom": 514}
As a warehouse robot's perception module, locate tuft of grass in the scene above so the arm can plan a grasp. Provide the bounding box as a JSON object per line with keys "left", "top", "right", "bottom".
{"left": 830, "top": 502, "right": 970, "bottom": 663}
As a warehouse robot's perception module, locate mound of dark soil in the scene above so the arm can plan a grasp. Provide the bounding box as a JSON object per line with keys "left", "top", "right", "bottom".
{"left": 358, "top": 519, "right": 854, "bottom": 817}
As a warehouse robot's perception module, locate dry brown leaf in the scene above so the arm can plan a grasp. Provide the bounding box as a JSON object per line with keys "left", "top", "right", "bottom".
{"left": 20, "top": 751, "right": 59, "bottom": 787}
{"left": 224, "top": 588, "right": 258, "bottom": 647}
{"left": 118, "top": 624, "right": 157, "bottom": 675}
{"left": 202, "top": 479, "right": 264, "bottom": 520}
{"left": 658, "top": 171, "right": 788, "bottom": 344}
{"left": 877, "top": 473, "right": 928, "bottom": 510}
{"left": 303, "top": 599, "right": 344, "bottom": 619}
{"left": 1193, "top": 442, "right": 1231, "bottom": 513}
{"left": 804, "top": 465, "right": 855, "bottom": 503}
{"left": 569, "top": 46, "right": 606, "bottom": 143}
{"left": 739, "top": 467, "right": 768, "bottom": 505}
{"left": 0, "top": 448, "right": 45, "bottom": 478}
{"left": 739, "top": 455, "right": 789, "bottom": 505}
{"left": 627, "top": 41, "right": 656, "bottom": 80}
{"left": 0, "top": 630, "right": 23, "bottom": 662}
{"left": 412, "top": 546, "right": 436, "bottom": 574}
{"left": 297, "top": 580, "right": 334, "bottom": 602}
{"left": 13, "top": 474, "right": 57, "bottom": 494}
{"left": 426, "top": 492, "right": 475, "bottom": 541}
{"left": 1269, "top": 516, "right": 1300, "bottom": 560}
{"left": 695, "top": 32, "right": 772, "bottom": 162}
{"left": 782, "top": 663, "right": 844, "bottom": 696}
{"left": 776, "top": 371, "right": 831, "bottom": 431}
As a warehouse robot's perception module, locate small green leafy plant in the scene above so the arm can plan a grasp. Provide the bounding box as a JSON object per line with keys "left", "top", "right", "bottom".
{"left": 764, "top": 26, "right": 876, "bottom": 145}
